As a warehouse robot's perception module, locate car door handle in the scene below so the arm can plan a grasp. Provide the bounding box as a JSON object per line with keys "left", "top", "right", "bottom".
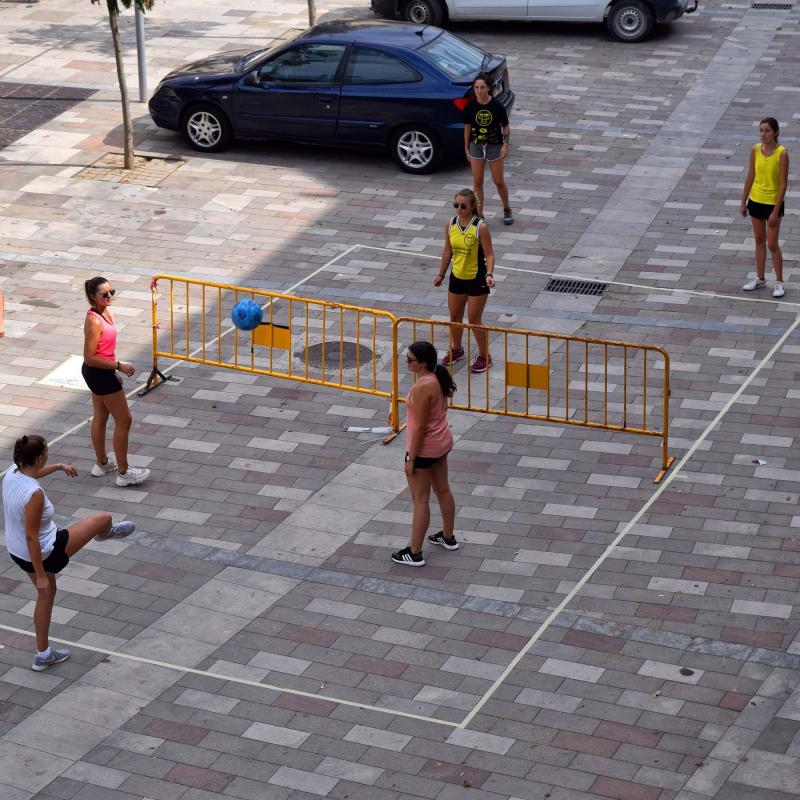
{"left": 317, "top": 95, "right": 332, "bottom": 104}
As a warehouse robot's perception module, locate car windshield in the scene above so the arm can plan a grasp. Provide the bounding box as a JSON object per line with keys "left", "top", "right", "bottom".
{"left": 237, "top": 49, "right": 270, "bottom": 72}
{"left": 418, "top": 32, "right": 487, "bottom": 80}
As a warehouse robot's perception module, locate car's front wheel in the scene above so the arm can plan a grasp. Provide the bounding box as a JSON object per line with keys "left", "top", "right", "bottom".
{"left": 607, "top": 0, "right": 654, "bottom": 41}
{"left": 391, "top": 125, "right": 442, "bottom": 174}
{"left": 402, "top": 0, "right": 445, "bottom": 26}
{"left": 182, "top": 104, "right": 233, "bottom": 152}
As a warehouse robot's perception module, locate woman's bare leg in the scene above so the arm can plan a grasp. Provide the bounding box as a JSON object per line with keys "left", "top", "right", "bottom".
{"left": 90, "top": 392, "right": 110, "bottom": 464}
{"left": 406, "top": 467, "right": 433, "bottom": 554}
{"left": 471, "top": 156, "right": 486, "bottom": 216}
{"left": 98, "top": 390, "right": 132, "bottom": 474}
{"left": 467, "top": 293, "right": 490, "bottom": 356}
{"left": 448, "top": 292, "right": 468, "bottom": 353}
{"left": 751, "top": 217, "right": 767, "bottom": 280}
{"left": 489, "top": 157, "right": 510, "bottom": 210}
{"left": 64, "top": 513, "right": 113, "bottom": 556}
{"left": 430, "top": 457, "right": 455, "bottom": 539}
{"left": 766, "top": 218, "right": 784, "bottom": 282}
{"left": 27, "top": 572, "right": 56, "bottom": 652}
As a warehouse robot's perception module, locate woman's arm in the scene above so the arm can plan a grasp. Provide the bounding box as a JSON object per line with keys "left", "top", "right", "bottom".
{"left": 479, "top": 223, "right": 496, "bottom": 288}
{"left": 434, "top": 222, "right": 453, "bottom": 287}
{"left": 24, "top": 491, "right": 50, "bottom": 597}
{"left": 32, "top": 462, "right": 77, "bottom": 480}
{"left": 740, "top": 146, "right": 756, "bottom": 215}
{"left": 769, "top": 150, "right": 789, "bottom": 227}
{"left": 501, "top": 124, "right": 510, "bottom": 159}
{"left": 464, "top": 123, "right": 472, "bottom": 162}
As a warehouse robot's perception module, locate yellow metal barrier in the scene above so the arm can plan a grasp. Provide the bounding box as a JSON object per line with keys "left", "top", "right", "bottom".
{"left": 141, "top": 275, "right": 672, "bottom": 482}
{"left": 140, "top": 275, "right": 397, "bottom": 403}
{"left": 392, "top": 317, "right": 673, "bottom": 482}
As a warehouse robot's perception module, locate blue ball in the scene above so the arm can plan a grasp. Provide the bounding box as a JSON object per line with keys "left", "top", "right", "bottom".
{"left": 231, "top": 299, "right": 263, "bottom": 331}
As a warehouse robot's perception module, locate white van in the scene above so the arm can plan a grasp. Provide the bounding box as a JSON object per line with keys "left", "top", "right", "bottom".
{"left": 371, "top": 0, "right": 697, "bottom": 42}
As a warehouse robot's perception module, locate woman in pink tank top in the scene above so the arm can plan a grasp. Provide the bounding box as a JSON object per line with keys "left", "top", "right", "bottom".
{"left": 81, "top": 277, "right": 149, "bottom": 488}
{"left": 391, "top": 341, "right": 459, "bottom": 568}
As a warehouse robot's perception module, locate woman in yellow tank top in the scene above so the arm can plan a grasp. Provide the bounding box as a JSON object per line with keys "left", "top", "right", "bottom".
{"left": 433, "top": 189, "right": 496, "bottom": 373}
{"left": 740, "top": 117, "right": 788, "bottom": 298}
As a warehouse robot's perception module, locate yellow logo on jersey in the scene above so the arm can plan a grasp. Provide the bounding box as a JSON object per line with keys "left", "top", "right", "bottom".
{"left": 475, "top": 109, "right": 493, "bottom": 126}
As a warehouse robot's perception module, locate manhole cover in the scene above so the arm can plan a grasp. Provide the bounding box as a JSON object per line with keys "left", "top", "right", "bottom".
{"left": 752, "top": 2, "right": 792, "bottom": 7}
{"left": 545, "top": 278, "right": 608, "bottom": 296}
{"left": 299, "top": 341, "right": 374, "bottom": 370}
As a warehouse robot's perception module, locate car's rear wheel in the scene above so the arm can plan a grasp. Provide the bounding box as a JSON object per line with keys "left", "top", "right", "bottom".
{"left": 182, "top": 104, "right": 232, "bottom": 152}
{"left": 607, "top": 0, "right": 654, "bottom": 41}
{"left": 391, "top": 125, "right": 442, "bottom": 174}
{"left": 402, "top": 0, "right": 444, "bottom": 26}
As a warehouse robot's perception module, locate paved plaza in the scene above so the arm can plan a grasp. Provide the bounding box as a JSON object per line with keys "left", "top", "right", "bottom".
{"left": 1, "top": 0, "right": 800, "bottom": 798}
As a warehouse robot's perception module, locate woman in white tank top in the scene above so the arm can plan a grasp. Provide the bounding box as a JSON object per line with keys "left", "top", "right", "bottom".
{"left": 2, "top": 435, "right": 136, "bottom": 671}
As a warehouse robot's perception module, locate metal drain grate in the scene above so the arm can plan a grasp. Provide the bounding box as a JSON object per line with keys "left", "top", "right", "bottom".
{"left": 752, "top": 2, "right": 793, "bottom": 8}
{"left": 545, "top": 278, "right": 608, "bottom": 296}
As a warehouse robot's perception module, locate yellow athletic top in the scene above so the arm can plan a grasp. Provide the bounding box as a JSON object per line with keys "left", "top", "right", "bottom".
{"left": 749, "top": 144, "right": 785, "bottom": 205}
{"left": 449, "top": 216, "right": 485, "bottom": 280}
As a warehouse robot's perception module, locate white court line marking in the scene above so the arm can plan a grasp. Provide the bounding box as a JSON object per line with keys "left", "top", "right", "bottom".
{"left": 0, "top": 244, "right": 363, "bottom": 477}
{"left": 356, "top": 244, "right": 800, "bottom": 310}
{"left": 458, "top": 311, "right": 800, "bottom": 728}
{"left": 0, "top": 622, "right": 460, "bottom": 727}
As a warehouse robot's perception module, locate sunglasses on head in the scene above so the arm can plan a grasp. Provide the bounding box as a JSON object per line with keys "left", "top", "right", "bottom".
{"left": 453, "top": 202, "right": 470, "bottom": 210}
{"left": 99, "top": 289, "right": 116, "bottom": 299}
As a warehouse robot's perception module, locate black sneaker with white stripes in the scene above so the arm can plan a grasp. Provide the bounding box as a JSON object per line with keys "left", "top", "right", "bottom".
{"left": 428, "top": 531, "right": 459, "bottom": 551}
{"left": 391, "top": 546, "right": 425, "bottom": 567}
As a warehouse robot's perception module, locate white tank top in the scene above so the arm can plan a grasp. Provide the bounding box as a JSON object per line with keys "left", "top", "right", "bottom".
{"left": 2, "top": 466, "right": 57, "bottom": 560}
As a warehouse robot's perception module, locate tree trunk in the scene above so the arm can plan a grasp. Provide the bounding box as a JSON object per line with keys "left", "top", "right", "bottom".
{"left": 307, "top": 0, "right": 317, "bottom": 26}
{"left": 108, "top": 7, "right": 135, "bottom": 169}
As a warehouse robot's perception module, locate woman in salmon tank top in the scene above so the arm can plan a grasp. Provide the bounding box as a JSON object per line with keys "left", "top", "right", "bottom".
{"left": 391, "top": 341, "right": 458, "bottom": 568}
{"left": 81, "top": 276, "right": 150, "bottom": 487}
{"left": 741, "top": 117, "right": 789, "bottom": 298}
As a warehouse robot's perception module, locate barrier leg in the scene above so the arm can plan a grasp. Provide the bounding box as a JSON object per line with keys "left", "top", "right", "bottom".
{"left": 137, "top": 363, "right": 176, "bottom": 396}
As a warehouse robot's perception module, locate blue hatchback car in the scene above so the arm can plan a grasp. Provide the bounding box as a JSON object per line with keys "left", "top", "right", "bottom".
{"left": 148, "top": 20, "right": 514, "bottom": 174}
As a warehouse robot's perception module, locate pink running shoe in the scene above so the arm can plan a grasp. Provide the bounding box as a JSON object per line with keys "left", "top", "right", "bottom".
{"left": 441, "top": 346, "right": 465, "bottom": 367}
{"left": 469, "top": 354, "right": 492, "bottom": 373}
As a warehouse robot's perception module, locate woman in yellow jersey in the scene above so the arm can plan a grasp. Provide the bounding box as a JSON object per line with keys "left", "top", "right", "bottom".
{"left": 434, "top": 189, "right": 496, "bottom": 373}
{"left": 741, "top": 117, "right": 788, "bottom": 298}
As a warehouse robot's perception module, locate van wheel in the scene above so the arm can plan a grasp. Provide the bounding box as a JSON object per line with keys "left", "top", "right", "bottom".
{"left": 402, "top": 0, "right": 445, "bottom": 26}
{"left": 607, "top": 0, "right": 654, "bottom": 41}
{"left": 391, "top": 125, "right": 442, "bottom": 174}
{"left": 182, "top": 104, "right": 232, "bottom": 152}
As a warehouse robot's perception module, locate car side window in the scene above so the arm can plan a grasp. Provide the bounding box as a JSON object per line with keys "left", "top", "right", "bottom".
{"left": 344, "top": 46, "right": 421, "bottom": 85}
{"left": 256, "top": 44, "right": 346, "bottom": 84}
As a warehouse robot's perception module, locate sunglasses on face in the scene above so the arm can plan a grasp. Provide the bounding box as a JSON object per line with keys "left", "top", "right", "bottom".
{"left": 406, "top": 355, "right": 417, "bottom": 363}
{"left": 453, "top": 202, "right": 470, "bottom": 210}
{"left": 99, "top": 289, "right": 116, "bottom": 299}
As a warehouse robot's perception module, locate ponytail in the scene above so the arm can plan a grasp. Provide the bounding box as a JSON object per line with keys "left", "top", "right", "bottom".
{"left": 408, "top": 341, "right": 457, "bottom": 399}
{"left": 434, "top": 363, "right": 456, "bottom": 399}
{"left": 13, "top": 434, "right": 47, "bottom": 468}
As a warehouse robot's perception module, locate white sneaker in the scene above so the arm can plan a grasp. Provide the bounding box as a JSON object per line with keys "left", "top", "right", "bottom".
{"left": 115, "top": 466, "right": 150, "bottom": 487}
{"left": 742, "top": 277, "right": 766, "bottom": 291}
{"left": 91, "top": 456, "right": 118, "bottom": 477}
{"left": 773, "top": 281, "right": 785, "bottom": 298}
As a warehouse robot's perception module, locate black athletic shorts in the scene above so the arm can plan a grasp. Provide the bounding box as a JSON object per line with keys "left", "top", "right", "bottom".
{"left": 82, "top": 363, "right": 123, "bottom": 396}
{"left": 405, "top": 450, "right": 450, "bottom": 469}
{"left": 747, "top": 199, "right": 785, "bottom": 220}
{"left": 10, "top": 529, "right": 70, "bottom": 575}
{"left": 448, "top": 274, "right": 490, "bottom": 297}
